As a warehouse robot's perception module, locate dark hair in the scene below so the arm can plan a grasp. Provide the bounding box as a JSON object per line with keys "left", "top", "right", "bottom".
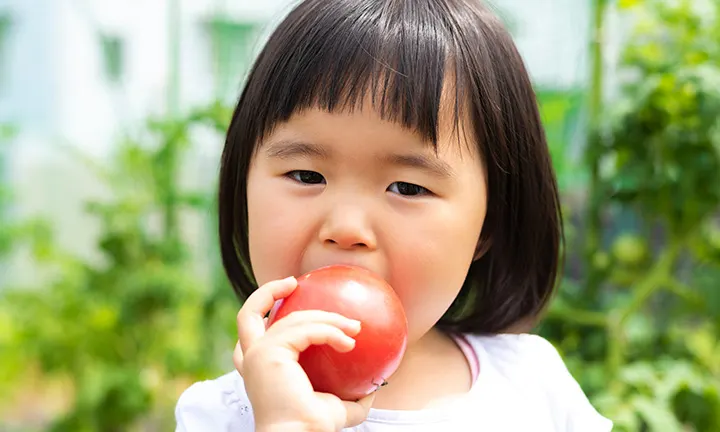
{"left": 218, "top": 0, "right": 564, "bottom": 334}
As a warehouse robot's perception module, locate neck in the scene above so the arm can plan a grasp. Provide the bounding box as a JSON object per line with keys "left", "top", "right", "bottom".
{"left": 370, "top": 327, "right": 473, "bottom": 411}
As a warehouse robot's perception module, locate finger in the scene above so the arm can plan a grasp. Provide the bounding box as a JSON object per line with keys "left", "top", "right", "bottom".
{"left": 343, "top": 393, "right": 376, "bottom": 428}
{"left": 237, "top": 276, "right": 297, "bottom": 352}
{"left": 233, "top": 340, "right": 244, "bottom": 376}
{"left": 266, "top": 309, "right": 361, "bottom": 337}
{"left": 265, "top": 322, "right": 358, "bottom": 357}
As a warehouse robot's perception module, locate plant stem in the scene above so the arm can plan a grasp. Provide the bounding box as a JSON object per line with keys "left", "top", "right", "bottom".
{"left": 546, "top": 305, "right": 607, "bottom": 327}
{"left": 584, "top": 0, "right": 607, "bottom": 302}
{"left": 618, "top": 241, "right": 681, "bottom": 325}
{"left": 160, "top": 125, "right": 184, "bottom": 263}
{"left": 588, "top": 0, "right": 606, "bottom": 126}
{"left": 167, "top": 0, "right": 181, "bottom": 118}
{"left": 606, "top": 239, "right": 682, "bottom": 390}
{"left": 665, "top": 278, "right": 703, "bottom": 306}
{"left": 161, "top": 0, "right": 182, "bottom": 261}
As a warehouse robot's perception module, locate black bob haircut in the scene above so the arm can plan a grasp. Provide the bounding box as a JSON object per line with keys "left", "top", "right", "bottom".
{"left": 218, "top": 0, "right": 564, "bottom": 334}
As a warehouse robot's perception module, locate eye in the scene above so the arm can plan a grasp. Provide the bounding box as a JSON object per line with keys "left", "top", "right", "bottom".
{"left": 286, "top": 170, "right": 326, "bottom": 185}
{"left": 387, "top": 181, "right": 430, "bottom": 197}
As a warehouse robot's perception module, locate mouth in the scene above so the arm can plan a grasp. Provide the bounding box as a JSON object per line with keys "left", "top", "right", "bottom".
{"left": 302, "top": 262, "right": 384, "bottom": 280}
{"left": 306, "top": 262, "right": 371, "bottom": 273}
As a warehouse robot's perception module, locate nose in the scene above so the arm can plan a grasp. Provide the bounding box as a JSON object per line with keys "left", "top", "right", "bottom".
{"left": 318, "top": 204, "right": 377, "bottom": 250}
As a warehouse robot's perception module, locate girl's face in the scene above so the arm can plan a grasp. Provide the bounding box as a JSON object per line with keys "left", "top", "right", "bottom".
{"left": 246, "top": 105, "right": 487, "bottom": 343}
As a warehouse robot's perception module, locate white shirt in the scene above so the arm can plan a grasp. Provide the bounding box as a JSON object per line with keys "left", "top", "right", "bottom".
{"left": 175, "top": 333, "right": 613, "bottom": 431}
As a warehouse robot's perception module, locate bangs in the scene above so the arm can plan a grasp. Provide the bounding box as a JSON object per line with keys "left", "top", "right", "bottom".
{"left": 241, "top": 0, "right": 466, "bottom": 146}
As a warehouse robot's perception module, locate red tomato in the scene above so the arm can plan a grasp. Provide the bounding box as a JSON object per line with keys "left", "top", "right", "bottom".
{"left": 266, "top": 265, "right": 408, "bottom": 401}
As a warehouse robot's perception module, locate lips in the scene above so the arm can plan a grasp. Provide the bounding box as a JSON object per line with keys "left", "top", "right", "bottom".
{"left": 302, "top": 261, "right": 386, "bottom": 282}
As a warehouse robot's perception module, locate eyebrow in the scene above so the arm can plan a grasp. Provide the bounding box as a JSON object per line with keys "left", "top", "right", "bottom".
{"left": 384, "top": 153, "right": 455, "bottom": 179}
{"left": 264, "top": 140, "right": 331, "bottom": 160}
{"left": 264, "top": 139, "right": 454, "bottom": 178}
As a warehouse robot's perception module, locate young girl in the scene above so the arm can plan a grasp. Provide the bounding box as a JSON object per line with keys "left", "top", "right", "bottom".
{"left": 176, "top": 0, "right": 613, "bottom": 430}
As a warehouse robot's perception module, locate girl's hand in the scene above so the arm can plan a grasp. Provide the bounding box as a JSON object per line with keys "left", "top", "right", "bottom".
{"left": 234, "top": 276, "right": 375, "bottom": 432}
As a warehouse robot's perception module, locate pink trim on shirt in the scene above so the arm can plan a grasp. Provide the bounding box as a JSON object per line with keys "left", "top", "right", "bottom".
{"left": 452, "top": 333, "right": 480, "bottom": 384}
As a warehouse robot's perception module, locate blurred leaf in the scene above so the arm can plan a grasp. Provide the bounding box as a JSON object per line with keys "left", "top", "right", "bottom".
{"left": 633, "top": 395, "right": 684, "bottom": 432}
{"left": 618, "top": 0, "right": 643, "bottom": 9}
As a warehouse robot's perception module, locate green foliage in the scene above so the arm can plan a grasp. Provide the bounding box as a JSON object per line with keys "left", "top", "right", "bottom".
{"left": 0, "top": 103, "right": 237, "bottom": 431}
{"left": 542, "top": 0, "right": 720, "bottom": 430}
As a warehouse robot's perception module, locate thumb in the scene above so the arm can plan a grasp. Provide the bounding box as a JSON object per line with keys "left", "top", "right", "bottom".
{"left": 342, "top": 392, "right": 376, "bottom": 428}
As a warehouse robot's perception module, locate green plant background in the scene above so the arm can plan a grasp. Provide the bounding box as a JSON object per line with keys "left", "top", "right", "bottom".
{"left": 1, "top": 0, "right": 719, "bottom": 431}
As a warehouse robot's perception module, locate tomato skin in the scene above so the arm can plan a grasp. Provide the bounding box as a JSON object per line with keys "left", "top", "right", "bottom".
{"left": 266, "top": 265, "right": 409, "bottom": 401}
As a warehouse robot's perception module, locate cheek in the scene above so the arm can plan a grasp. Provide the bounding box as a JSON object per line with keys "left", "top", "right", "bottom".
{"left": 246, "top": 173, "right": 312, "bottom": 285}
{"left": 386, "top": 203, "right": 485, "bottom": 341}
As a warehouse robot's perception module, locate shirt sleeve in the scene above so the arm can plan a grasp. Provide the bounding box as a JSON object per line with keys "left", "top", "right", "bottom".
{"left": 175, "top": 372, "right": 256, "bottom": 431}
{"left": 474, "top": 333, "right": 613, "bottom": 432}
{"left": 516, "top": 334, "right": 614, "bottom": 432}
